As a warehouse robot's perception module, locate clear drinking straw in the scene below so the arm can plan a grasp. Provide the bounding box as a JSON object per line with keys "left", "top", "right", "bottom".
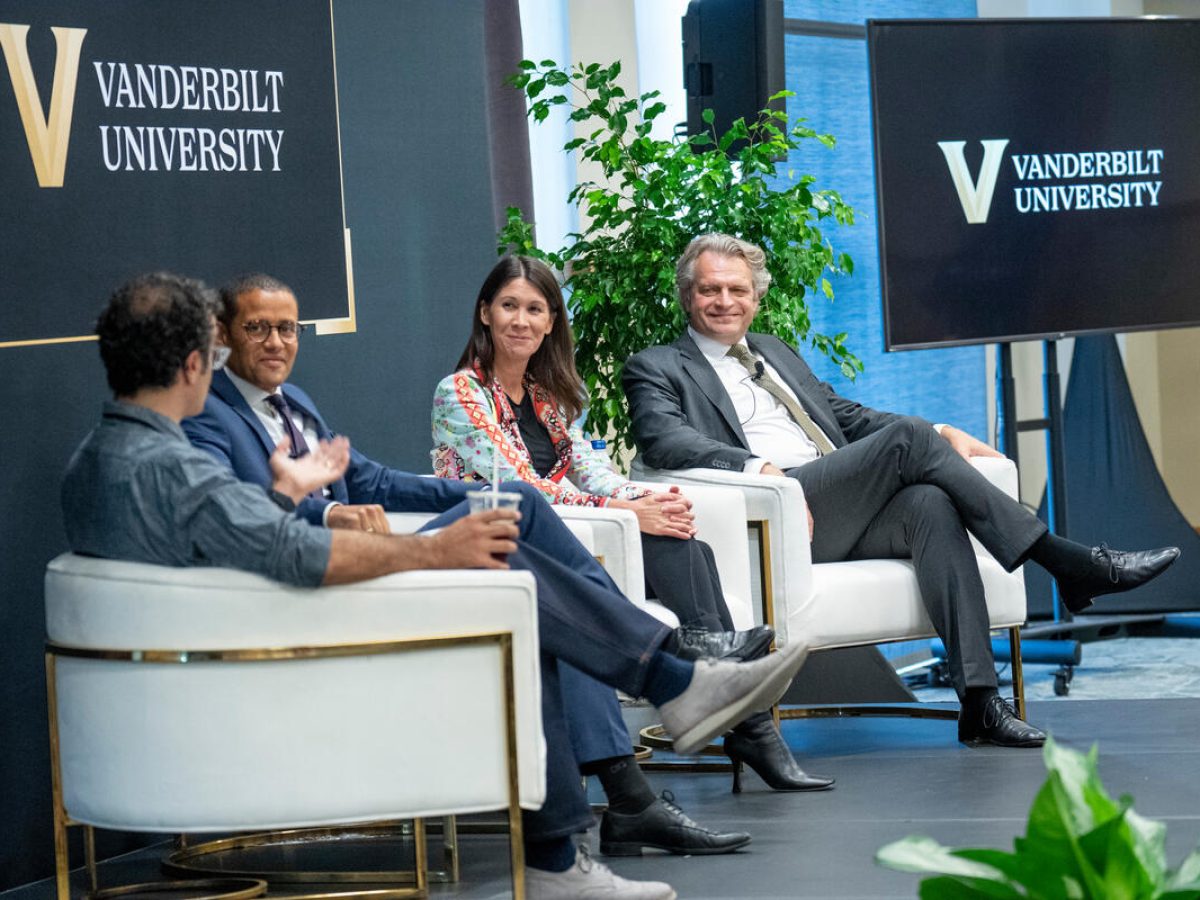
{"left": 491, "top": 449, "right": 500, "bottom": 509}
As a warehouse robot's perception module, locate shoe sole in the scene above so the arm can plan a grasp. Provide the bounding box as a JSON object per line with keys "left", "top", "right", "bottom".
{"left": 600, "top": 835, "right": 753, "bottom": 856}
{"left": 959, "top": 735, "right": 1045, "bottom": 748}
{"left": 672, "top": 643, "right": 810, "bottom": 756}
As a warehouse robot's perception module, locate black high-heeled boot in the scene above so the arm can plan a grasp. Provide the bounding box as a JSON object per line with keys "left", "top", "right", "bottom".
{"left": 724, "top": 716, "right": 835, "bottom": 793}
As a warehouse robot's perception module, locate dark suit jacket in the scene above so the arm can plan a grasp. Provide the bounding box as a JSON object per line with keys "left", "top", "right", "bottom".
{"left": 184, "top": 370, "right": 471, "bottom": 525}
{"left": 623, "top": 331, "right": 902, "bottom": 471}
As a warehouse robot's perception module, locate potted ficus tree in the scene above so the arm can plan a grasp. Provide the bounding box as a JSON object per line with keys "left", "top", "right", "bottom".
{"left": 499, "top": 59, "right": 860, "bottom": 456}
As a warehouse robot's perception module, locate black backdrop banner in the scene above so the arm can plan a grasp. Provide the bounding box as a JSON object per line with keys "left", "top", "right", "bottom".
{"left": 868, "top": 18, "right": 1200, "bottom": 351}
{"left": 0, "top": 0, "right": 350, "bottom": 346}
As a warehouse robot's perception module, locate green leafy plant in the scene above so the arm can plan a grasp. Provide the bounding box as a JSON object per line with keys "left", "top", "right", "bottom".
{"left": 499, "top": 59, "right": 859, "bottom": 455}
{"left": 877, "top": 737, "right": 1200, "bottom": 899}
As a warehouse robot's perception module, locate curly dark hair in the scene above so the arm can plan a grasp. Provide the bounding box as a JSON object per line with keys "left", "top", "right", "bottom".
{"left": 455, "top": 256, "right": 585, "bottom": 424}
{"left": 217, "top": 272, "right": 294, "bottom": 327}
{"left": 96, "top": 272, "right": 217, "bottom": 397}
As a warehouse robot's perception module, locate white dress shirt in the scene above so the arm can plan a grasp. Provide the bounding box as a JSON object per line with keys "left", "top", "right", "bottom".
{"left": 688, "top": 327, "right": 827, "bottom": 472}
{"left": 225, "top": 369, "right": 339, "bottom": 517}
{"left": 688, "top": 327, "right": 947, "bottom": 473}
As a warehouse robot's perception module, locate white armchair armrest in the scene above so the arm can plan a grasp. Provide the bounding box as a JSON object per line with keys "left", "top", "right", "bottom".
{"left": 631, "top": 455, "right": 1025, "bottom": 648}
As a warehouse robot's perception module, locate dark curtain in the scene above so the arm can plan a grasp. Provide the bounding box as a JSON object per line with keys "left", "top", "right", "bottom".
{"left": 1025, "top": 335, "right": 1200, "bottom": 617}
{"left": 483, "top": 0, "right": 535, "bottom": 236}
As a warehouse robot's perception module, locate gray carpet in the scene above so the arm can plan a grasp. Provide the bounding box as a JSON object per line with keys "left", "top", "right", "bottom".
{"left": 914, "top": 636, "right": 1200, "bottom": 702}
{"left": 10, "top": 637, "right": 1200, "bottom": 900}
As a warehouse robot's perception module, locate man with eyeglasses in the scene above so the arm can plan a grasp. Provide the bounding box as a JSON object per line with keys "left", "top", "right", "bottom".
{"left": 184, "top": 272, "right": 421, "bottom": 532}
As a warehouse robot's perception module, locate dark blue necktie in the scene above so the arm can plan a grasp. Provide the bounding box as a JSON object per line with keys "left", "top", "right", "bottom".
{"left": 264, "top": 392, "right": 311, "bottom": 458}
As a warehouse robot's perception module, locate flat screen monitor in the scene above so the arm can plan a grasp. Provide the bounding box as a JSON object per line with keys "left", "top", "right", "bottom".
{"left": 867, "top": 18, "right": 1200, "bottom": 350}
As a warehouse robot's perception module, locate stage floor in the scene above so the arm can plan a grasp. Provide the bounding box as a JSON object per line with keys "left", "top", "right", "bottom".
{"left": 12, "top": 697, "right": 1200, "bottom": 900}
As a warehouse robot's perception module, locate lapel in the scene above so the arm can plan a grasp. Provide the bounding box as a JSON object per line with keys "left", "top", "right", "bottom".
{"left": 746, "top": 333, "right": 845, "bottom": 446}
{"left": 211, "top": 370, "right": 276, "bottom": 458}
{"left": 279, "top": 383, "right": 350, "bottom": 501}
{"left": 674, "top": 332, "right": 750, "bottom": 450}
{"left": 281, "top": 385, "right": 328, "bottom": 440}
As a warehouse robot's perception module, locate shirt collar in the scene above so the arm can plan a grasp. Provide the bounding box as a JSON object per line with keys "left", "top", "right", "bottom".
{"left": 688, "top": 325, "right": 751, "bottom": 364}
{"left": 102, "top": 400, "right": 186, "bottom": 440}
{"left": 225, "top": 367, "right": 279, "bottom": 411}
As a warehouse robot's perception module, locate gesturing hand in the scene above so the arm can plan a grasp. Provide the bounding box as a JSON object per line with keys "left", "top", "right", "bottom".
{"left": 426, "top": 510, "right": 520, "bottom": 569}
{"left": 269, "top": 436, "right": 350, "bottom": 502}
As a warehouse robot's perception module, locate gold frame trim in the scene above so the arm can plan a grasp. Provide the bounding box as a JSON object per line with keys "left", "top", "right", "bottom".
{"left": 162, "top": 822, "right": 428, "bottom": 887}
{"left": 47, "top": 631, "right": 525, "bottom": 900}
{"left": 89, "top": 878, "right": 267, "bottom": 900}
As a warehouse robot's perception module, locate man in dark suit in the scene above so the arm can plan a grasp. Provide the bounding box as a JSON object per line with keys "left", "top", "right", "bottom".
{"left": 623, "top": 233, "right": 1179, "bottom": 748}
{"left": 183, "top": 272, "right": 776, "bottom": 877}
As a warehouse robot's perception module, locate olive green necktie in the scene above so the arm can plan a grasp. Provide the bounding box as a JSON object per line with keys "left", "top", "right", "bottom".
{"left": 726, "top": 344, "right": 835, "bottom": 456}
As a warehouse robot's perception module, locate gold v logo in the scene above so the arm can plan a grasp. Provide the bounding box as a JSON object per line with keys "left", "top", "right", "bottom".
{"left": 937, "top": 139, "right": 1009, "bottom": 224}
{"left": 0, "top": 23, "right": 87, "bottom": 188}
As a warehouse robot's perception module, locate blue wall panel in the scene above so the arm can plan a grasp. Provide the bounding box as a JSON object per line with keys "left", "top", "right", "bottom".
{"left": 780, "top": 2, "right": 980, "bottom": 666}
{"left": 780, "top": 0, "right": 985, "bottom": 440}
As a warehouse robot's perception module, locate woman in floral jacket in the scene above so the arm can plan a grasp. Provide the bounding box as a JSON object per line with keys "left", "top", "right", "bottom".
{"left": 430, "top": 255, "right": 834, "bottom": 794}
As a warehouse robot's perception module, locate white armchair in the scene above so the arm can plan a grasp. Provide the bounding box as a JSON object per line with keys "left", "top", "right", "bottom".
{"left": 390, "top": 486, "right": 755, "bottom": 631}
{"left": 549, "top": 484, "right": 755, "bottom": 630}
{"left": 44, "top": 553, "right": 543, "bottom": 899}
{"left": 630, "top": 456, "right": 1030, "bottom": 719}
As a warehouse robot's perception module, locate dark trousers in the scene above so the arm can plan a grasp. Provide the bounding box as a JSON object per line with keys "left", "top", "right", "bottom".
{"left": 421, "top": 482, "right": 670, "bottom": 840}
{"left": 789, "top": 417, "right": 1047, "bottom": 696}
{"left": 641, "top": 534, "right": 734, "bottom": 632}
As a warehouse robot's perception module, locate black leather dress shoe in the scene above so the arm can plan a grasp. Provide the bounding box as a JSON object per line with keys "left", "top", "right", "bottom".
{"left": 1058, "top": 544, "right": 1180, "bottom": 613}
{"left": 723, "top": 720, "right": 835, "bottom": 792}
{"left": 958, "top": 695, "right": 1046, "bottom": 748}
{"left": 672, "top": 625, "right": 774, "bottom": 662}
{"left": 599, "top": 790, "right": 751, "bottom": 856}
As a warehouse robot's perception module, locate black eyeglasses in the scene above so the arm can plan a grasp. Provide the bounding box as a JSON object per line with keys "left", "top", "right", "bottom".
{"left": 241, "top": 320, "right": 306, "bottom": 343}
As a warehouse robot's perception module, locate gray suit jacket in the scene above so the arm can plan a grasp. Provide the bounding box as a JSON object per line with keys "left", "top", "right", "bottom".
{"left": 623, "top": 331, "right": 903, "bottom": 471}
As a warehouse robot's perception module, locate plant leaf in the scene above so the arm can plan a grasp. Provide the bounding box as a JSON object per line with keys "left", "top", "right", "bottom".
{"left": 1166, "top": 845, "right": 1200, "bottom": 891}
{"left": 877, "top": 837, "right": 1008, "bottom": 881}
{"left": 916, "top": 877, "right": 1025, "bottom": 900}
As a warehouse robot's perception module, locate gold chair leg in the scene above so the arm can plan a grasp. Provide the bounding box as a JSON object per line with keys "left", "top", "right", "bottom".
{"left": 440, "top": 815, "right": 459, "bottom": 883}
{"left": 47, "top": 653, "right": 72, "bottom": 900}
{"left": 1009, "top": 626, "right": 1027, "bottom": 721}
{"left": 412, "top": 819, "right": 427, "bottom": 895}
{"left": 85, "top": 826, "right": 100, "bottom": 893}
{"left": 500, "top": 634, "right": 525, "bottom": 900}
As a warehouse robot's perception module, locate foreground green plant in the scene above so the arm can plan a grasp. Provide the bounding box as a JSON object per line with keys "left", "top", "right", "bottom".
{"left": 500, "top": 60, "right": 858, "bottom": 455}
{"left": 877, "top": 737, "right": 1200, "bottom": 899}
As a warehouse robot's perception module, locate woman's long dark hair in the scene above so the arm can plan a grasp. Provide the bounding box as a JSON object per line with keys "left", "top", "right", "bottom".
{"left": 455, "top": 255, "right": 585, "bottom": 424}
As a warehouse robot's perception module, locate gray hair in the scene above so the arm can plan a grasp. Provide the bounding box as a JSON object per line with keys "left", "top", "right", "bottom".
{"left": 676, "top": 233, "right": 772, "bottom": 308}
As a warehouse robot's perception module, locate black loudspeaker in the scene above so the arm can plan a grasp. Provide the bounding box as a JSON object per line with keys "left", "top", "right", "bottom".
{"left": 682, "top": 0, "right": 784, "bottom": 140}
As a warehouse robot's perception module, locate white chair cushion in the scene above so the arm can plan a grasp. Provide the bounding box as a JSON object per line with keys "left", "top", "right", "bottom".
{"left": 796, "top": 556, "right": 1026, "bottom": 650}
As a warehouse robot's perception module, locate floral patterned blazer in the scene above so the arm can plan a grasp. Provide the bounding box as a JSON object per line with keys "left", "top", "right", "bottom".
{"left": 431, "top": 364, "right": 647, "bottom": 507}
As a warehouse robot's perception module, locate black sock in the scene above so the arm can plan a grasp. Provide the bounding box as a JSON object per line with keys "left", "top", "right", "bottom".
{"left": 525, "top": 836, "right": 576, "bottom": 873}
{"left": 581, "top": 755, "right": 656, "bottom": 815}
{"left": 961, "top": 686, "right": 1000, "bottom": 719}
{"left": 643, "top": 650, "right": 693, "bottom": 707}
{"left": 1025, "top": 532, "right": 1095, "bottom": 581}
